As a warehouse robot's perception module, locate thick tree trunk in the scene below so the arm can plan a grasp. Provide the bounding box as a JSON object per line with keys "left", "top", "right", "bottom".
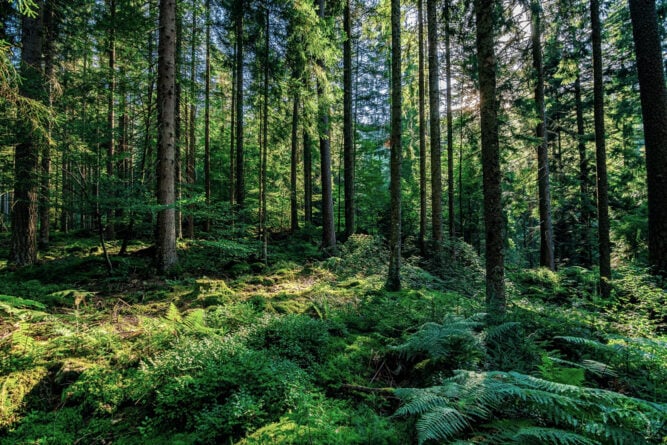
{"left": 155, "top": 0, "right": 178, "bottom": 271}
{"left": 475, "top": 0, "right": 505, "bottom": 317}
{"left": 417, "top": 0, "right": 427, "bottom": 253}
{"left": 386, "top": 0, "right": 402, "bottom": 291}
{"left": 427, "top": 0, "right": 442, "bottom": 244}
{"left": 531, "top": 0, "right": 555, "bottom": 270}
{"left": 10, "top": 6, "right": 43, "bottom": 266}
{"left": 591, "top": 0, "right": 611, "bottom": 297}
{"left": 445, "top": 0, "right": 455, "bottom": 239}
{"left": 629, "top": 0, "right": 667, "bottom": 278}
{"left": 317, "top": 0, "right": 336, "bottom": 254}
{"left": 343, "top": 0, "right": 355, "bottom": 241}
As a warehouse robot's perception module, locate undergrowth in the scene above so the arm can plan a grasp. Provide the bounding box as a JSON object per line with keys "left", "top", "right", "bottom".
{"left": 0, "top": 233, "right": 665, "bottom": 444}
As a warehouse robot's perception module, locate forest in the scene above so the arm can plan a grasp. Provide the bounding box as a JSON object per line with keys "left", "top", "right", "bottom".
{"left": 0, "top": 0, "right": 666, "bottom": 442}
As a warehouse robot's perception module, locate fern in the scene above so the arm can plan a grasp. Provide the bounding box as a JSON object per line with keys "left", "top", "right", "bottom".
{"left": 514, "top": 426, "right": 600, "bottom": 444}
{"left": 395, "top": 370, "right": 667, "bottom": 444}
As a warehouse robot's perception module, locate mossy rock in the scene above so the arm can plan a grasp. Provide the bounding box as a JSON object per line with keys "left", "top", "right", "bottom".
{"left": 0, "top": 366, "right": 49, "bottom": 428}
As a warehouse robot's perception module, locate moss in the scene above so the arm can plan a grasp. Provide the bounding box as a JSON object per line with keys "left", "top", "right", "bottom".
{"left": 0, "top": 366, "right": 49, "bottom": 428}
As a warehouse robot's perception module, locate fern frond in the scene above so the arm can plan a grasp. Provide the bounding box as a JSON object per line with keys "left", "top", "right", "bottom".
{"left": 514, "top": 426, "right": 600, "bottom": 445}
{"left": 416, "top": 406, "right": 471, "bottom": 444}
{"left": 165, "top": 303, "right": 182, "bottom": 323}
{"left": 484, "top": 321, "right": 522, "bottom": 340}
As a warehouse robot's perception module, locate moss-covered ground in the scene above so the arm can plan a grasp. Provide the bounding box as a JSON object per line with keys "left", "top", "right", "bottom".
{"left": 0, "top": 232, "right": 665, "bottom": 444}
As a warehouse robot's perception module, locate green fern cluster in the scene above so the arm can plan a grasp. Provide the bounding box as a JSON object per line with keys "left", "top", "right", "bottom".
{"left": 395, "top": 369, "right": 667, "bottom": 444}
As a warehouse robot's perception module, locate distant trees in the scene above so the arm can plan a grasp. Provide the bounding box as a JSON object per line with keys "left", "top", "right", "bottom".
{"left": 0, "top": 0, "right": 662, "bottom": 295}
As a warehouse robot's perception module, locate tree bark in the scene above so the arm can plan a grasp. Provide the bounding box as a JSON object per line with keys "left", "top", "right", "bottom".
{"left": 629, "top": 0, "right": 667, "bottom": 278}
{"left": 235, "top": 0, "right": 245, "bottom": 208}
{"left": 427, "top": 0, "right": 442, "bottom": 244}
{"left": 106, "top": 0, "right": 116, "bottom": 240}
{"left": 417, "top": 0, "right": 427, "bottom": 253}
{"left": 475, "top": 0, "right": 505, "bottom": 317}
{"left": 155, "top": 0, "right": 178, "bottom": 271}
{"left": 386, "top": 0, "right": 402, "bottom": 291}
{"left": 304, "top": 114, "right": 313, "bottom": 224}
{"left": 10, "top": 4, "right": 43, "bottom": 266}
{"left": 204, "top": 0, "right": 211, "bottom": 232}
{"left": 39, "top": 0, "right": 56, "bottom": 249}
{"left": 186, "top": 2, "right": 197, "bottom": 238}
{"left": 591, "top": 0, "right": 611, "bottom": 297}
{"left": 343, "top": 0, "right": 355, "bottom": 241}
{"left": 531, "top": 0, "right": 555, "bottom": 270}
{"left": 317, "top": 0, "right": 336, "bottom": 254}
{"left": 574, "top": 70, "right": 592, "bottom": 267}
{"left": 445, "top": 0, "right": 455, "bottom": 239}
{"left": 290, "top": 91, "right": 299, "bottom": 233}
{"left": 261, "top": 5, "right": 269, "bottom": 264}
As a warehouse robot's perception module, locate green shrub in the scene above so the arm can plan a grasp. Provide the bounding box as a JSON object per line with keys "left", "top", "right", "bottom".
{"left": 134, "top": 337, "right": 309, "bottom": 440}
{"left": 246, "top": 314, "right": 335, "bottom": 368}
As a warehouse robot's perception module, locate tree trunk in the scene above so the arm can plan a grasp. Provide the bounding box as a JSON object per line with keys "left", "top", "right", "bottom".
{"left": 629, "top": 0, "right": 667, "bottom": 278}
{"left": 591, "top": 0, "right": 611, "bottom": 297}
{"left": 10, "top": 5, "right": 43, "bottom": 266}
{"left": 531, "top": 0, "right": 555, "bottom": 270}
{"left": 229, "top": 42, "right": 236, "bottom": 205}
{"left": 317, "top": 0, "right": 336, "bottom": 254}
{"left": 417, "top": 0, "right": 427, "bottom": 253}
{"left": 574, "top": 70, "right": 592, "bottom": 267}
{"left": 427, "top": 0, "right": 442, "bottom": 244}
{"left": 235, "top": 0, "right": 245, "bottom": 208}
{"left": 155, "top": 0, "right": 178, "bottom": 271}
{"left": 445, "top": 0, "right": 455, "bottom": 239}
{"left": 204, "top": 0, "right": 211, "bottom": 232}
{"left": 106, "top": 0, "right": 116, "bottom": 240}
{"left": 386, "top": 0, "right": 402, "bottom": 291}
{"left": 186, "top": 2, "right": 197, "bottom": 238}
{"left": 39, "top": 0, "right": 56, "bottom": 249}
{"left": 475, "top": 0, "right": 505, "bottom": 317}
{"left": 304, "top": 116, "right": 313, "bottom": 224}
{"left": 343, "top": 0, "right": 355, "bottom": 241}
{"left": 261, "top": 5, "right": 269, "bottom": 264}
{"left": 290, "top": 91, "right": 299, "bottom": 233}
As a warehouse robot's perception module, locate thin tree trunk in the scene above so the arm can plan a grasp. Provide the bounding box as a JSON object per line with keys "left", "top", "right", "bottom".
{"left": 445, "top": 0, "right": 455, "bottom": 239}
{"left": 343, "top": 0, "right": 355, "bottom": 240}
{"left": 10, "top": 5, "right": 43, "bottom": 266}
{"left": 427, "top": 0, "right": 442, "bottom": 244}
{"left": 386, "top": 0, "right": 402, "bottom": 291}
{"left": 304, "top": 114, "right": 313, "bottom": 224}
{"left": 235, "top": 0, "right": 245, "bottom": 207}
{"left": 417, "top": 0, "right": 427, "bottom": 253}
{"left": 229, "top": 42, "right": 236, "bottom": 205}
{"left": 629, "top": 0, "right": 667, "bottom": 278}
{"left": 290, "top": 91, "right": 299, "bottom": 233}
{"left": 155, "top": 0, "right": 178, "bottom": 271}
{"left": 106, "top": 0, "right": 116, "bottom": 240}
{"left": 591, "top": 0, "right": 611, "bottom": 297}
{"left": 39, "top": 0, "right": 56, "bottom": 249}
{"left": 574, "top": 70, "right": 592, "bottom": 267}
{"left": 186, "top": 2, "right": 197, "bottom": 238}
{"left": 531, "top": 0, "right": 555, "bottom": 270}
{"left": 475, "top": 0, "right": 505, "bottom": 317}
{"left": 261, "top": 5, "right": 269, "bottom": 264}
{"left": 204, "top": 0, "right": 211, "bottom": 232}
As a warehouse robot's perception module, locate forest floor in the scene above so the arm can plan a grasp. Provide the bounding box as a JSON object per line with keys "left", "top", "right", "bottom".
{"left": 0, "top": 231, "right": 666, "bottom": 444}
